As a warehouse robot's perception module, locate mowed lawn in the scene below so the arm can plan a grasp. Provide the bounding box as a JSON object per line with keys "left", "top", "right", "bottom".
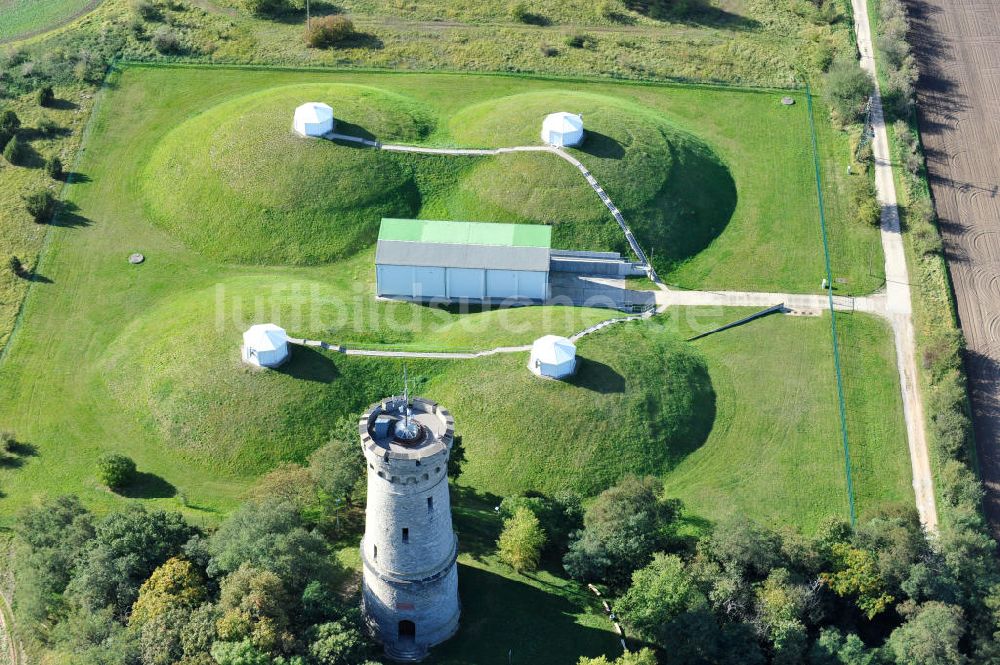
{"left": 0, "top": 65, "right": 908, "bottom": 535}
{"left": 0, "top": 0, "right": 96, "bottom": 42}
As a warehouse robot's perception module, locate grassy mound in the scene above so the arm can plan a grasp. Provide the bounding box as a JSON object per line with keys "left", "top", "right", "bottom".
{"left": 432, "top": 322, "right": 715, "bottom": 496}
{"left": 141, "top": 83, "right": 436, "bottom": 265}
{"left": 101, "top": 284, "right": 710, "bottom": 493}
{"left": 449, "top": 90, "right": 737, "bottom": 267}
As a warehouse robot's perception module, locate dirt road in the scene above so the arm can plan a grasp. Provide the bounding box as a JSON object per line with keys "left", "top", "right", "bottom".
{"left": 907, "top": 0, "right": 1000, "bottom": 535}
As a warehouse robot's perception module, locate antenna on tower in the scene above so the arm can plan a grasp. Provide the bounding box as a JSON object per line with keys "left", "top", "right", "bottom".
{"left": 403, "top": 365, "right": 410, "bottom": 429}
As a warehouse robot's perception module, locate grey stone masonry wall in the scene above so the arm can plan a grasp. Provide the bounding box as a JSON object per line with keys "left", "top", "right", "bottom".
{"left": 359, "top": 396, "right": 461, "bottom": 662}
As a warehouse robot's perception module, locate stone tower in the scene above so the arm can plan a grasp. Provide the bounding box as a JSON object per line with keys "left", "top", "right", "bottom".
{"left": 358, "top": 393, "right": 460, "bottom": 661}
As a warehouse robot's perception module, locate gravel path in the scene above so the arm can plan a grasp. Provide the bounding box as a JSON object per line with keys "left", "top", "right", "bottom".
{"left": 852, "top": 0, "right": 938, "bottom": 530}
{"left": 906, "top": 0, "right": 1000, "bottom": 535}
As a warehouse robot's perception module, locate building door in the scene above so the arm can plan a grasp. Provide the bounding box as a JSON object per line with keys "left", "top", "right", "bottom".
{"left": 398, "top": 620, "right": 416, "bottom": 642}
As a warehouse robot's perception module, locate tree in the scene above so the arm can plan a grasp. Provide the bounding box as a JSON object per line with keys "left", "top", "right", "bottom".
{"left": 888, "top": 602, "right": 968, "bottom": 665}
{"left": 96, "top": 452, "right": 137, "bottom": 489}
{"left": 563, "top": 475, "right": 681, "bottom": 587}
{"left": 821, "top": 542, "right": 894, "bottom": 619}
{"left": 304, "top": 15, "right": 356, "bottom": 48}
{"left": 46, "top": 155, "right": 63, "bottom": 180}
{"left": 308, "top": 620, "right": 370, "bottom": 664}
{"left": 14, "top": 496, "right": 95, "bottom": 624}
{"left": 497, "top": 507, "right": 546, "bottom": 572}
{"left": 130, "top": 557, "right": 207, "bottom": 626}
{"left": 616, "top": 553, "right": 706, "bottom": 641}
{"left": 179, "top": 603, "right": 222, "bottom": 660}
{"left": 825, "top": 59, "right": 875, "bottom": 124}
{"left": 809, "top": 627, "right": 883, "bottom": 665}
{"left": 249, "top": 462, "right": 318, "bottom": 513}
{"left": 24, "top": 190, "right": 57, "bottom": 224}
{"left": 500, "top": 491, "right": 582, "bottom": 555}
{"left": 3, "top": 135, "right": 26, "bottom": 165}
{"left": 309, "top": 437, "right": 364, "bottom": 508}
{"left": 0, "top": 109, "right": 19, "bottom": 132}
{"left": 208, "top": 498, "right": 336, "bottom": 594}
{"left": 578, "top": 649, "right": 658, "bottom": 665}
{"left": 37, "top": 85, "right": 55, "bottom": 107}
{"left": 66, "top": 504, "right": 195, "bottom": 616}
{"left": 216, "top": 565, "right": 293, "bottom": 654}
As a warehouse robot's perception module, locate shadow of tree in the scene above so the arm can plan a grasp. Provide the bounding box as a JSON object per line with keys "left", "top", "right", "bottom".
{"left": 47, "top": 98, "right": 80, "bottom": 111}
{"left": 120, "top": 471, "right": 177, "bottom": 499}
{"left": 52, "top": 200, "right": 93, "bottom": 228}
{"left": 451, "top": 484, "right": 504, "bottom": 561}
{"left": 428, "top": 564, "right": 618, "bottom": 664}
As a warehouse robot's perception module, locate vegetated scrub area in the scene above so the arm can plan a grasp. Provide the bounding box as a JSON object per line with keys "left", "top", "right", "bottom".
{"left": 0, "top": 64, "right": 908, "bottom": 531}
{"left": 0, "top": 84, "right": 92, "bottom": 350}
{"left": 0, "top": 0, "right": 98, "bottom": 42}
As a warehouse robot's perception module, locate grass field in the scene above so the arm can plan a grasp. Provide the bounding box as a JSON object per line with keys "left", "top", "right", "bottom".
{"left": 0, "top": 0, "right": 97, "bottom": 42}
{"left": 0, "top": 64, "right": 907, "bottom": 526}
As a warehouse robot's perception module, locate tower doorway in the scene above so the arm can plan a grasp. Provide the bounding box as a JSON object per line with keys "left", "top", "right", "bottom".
{"left": 398, "top": 620, "right": 416, "bottom": 643}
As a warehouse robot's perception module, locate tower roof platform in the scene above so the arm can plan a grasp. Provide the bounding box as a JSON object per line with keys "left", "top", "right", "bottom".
{"left": 359, "top": 396, "right": 455, "bottom": 462}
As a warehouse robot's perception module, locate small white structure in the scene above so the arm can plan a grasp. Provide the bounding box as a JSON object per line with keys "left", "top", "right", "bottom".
{"left": 541, "top": 112, "right": 584, "bottom": 148}
{"left": 242, "top": 323, "right": 290, "bottom": 368}
{"left": 293, "top": 102, "right": 334, "bottom": 137}
{"left": 528, "top": 335, "right": 577, "bottom": 379}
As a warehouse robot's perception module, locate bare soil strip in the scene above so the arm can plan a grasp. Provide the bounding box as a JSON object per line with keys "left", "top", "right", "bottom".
{"left": 906, "top": 0, "right": 1000, "bottom": 536}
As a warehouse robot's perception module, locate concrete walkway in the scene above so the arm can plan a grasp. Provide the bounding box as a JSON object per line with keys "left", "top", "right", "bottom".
{"left": 851, "top": 0, "right": 937, "bottom": 530}
{"left": 287, "top": 311, "right": 650, "bottom": 360}
{"left": 325, "top": 132, "right": 656, "bottom": 279}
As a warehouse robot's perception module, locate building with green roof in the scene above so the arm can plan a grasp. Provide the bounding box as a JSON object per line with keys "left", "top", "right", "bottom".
{"left": 375, "top": 218, "right": 552, "bottom": 302}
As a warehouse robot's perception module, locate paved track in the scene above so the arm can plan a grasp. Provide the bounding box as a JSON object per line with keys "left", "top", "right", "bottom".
{"left": 907, "top": 0, "right": 1000, "bottom": 535}
{"left": 853, "top": 0, "right": 938, "bottom": 530}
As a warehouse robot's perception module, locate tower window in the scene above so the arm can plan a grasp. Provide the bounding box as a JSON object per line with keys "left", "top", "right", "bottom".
{"left": 402, "top": 528, "right": 409, "bottom": 543}
{"left": 373, "top": 544, "right": 377, "bottom": 560}
{"left": 427, "top": 497, "right": 433, "bottom": 512}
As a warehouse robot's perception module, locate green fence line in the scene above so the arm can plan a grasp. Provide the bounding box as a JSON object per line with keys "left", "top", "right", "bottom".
{"left": 805, "top": 83, "right": 857, "bottom": 526}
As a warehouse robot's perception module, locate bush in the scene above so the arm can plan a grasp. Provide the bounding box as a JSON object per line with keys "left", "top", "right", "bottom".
{"left": 497, "top": 507, "right": 546, "bottom": 572}
{"left": 151, "top": 26, "right": 182, "bottom": 53}
{"left": 0, "top": 109, "right": 20, "bottom": 133}
{"left": 598, "top": 0, "right": 626, "bottom": 20}
{"left": 24, "top": 190, "right": 57, "bottom": 223}
{"left": 304, "top": 15, "right": 356, "bottom": 48}
{"left": 849, "top": 176, "right": 881, "bottom": 227}
{"left": 37, "top": 118, "right": 61, "bottom": 136}
{"left": 3, "top": 135, "right": 26, "bottom": 165}
{"left": 46, "top": 155, "right": 64, "bottom": 180}
{"left": 510, "top": 1, "right": 547, "bottom": 24}
{"left": 37, "top": 85, "right": 55, "bottom": 107}
{"left": 97, "top": 453, "right": 138, "bottom": 489}
{"left": 565, "top": 33, "right": 596, "bottom": 49}
{"left": 540, "top": 44, "right": 559, "bottom": 57}
{"left": 238, "top": 0, "right": 289, "bottom": 16}
{"left": 824, "top": 59, "right": 874, "bottom": 124}
{"left": 133, "top": 0, "right": 162, "bottom": 21}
